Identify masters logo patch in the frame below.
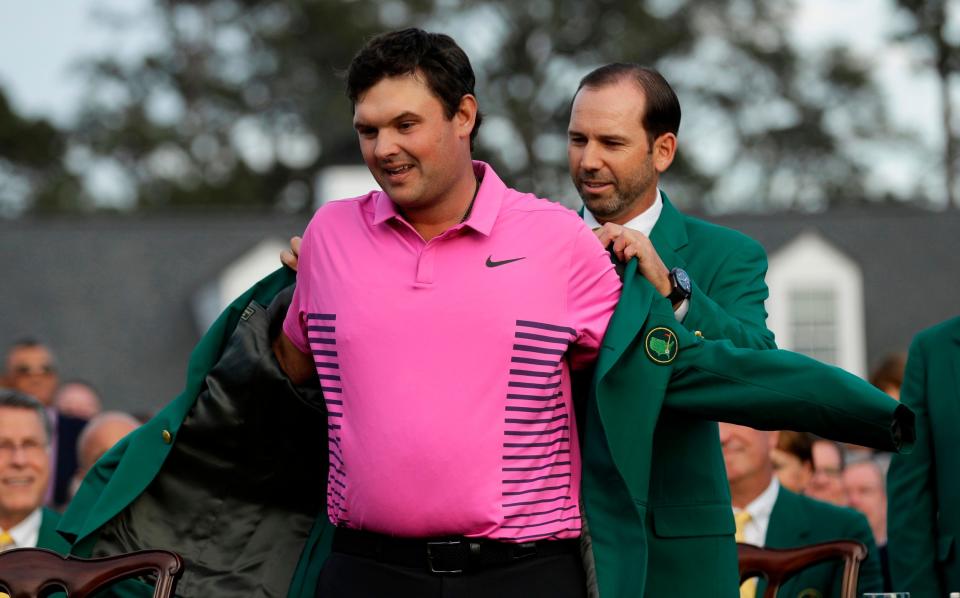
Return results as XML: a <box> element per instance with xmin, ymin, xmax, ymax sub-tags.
<box><xmin>645</xmin><ymin>326</ymin><xmax>679</xmax><ymax>364</ymax></box>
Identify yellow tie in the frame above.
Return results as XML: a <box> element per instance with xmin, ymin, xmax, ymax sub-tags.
<box><xmin>734</xmin><ymin>511</ymin><xmax>757</xmax><ymax>598</ymax></box>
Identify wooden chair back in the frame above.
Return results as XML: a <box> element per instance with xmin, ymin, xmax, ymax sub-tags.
<box><xmin>0</xmin><ymin>548</ymin><xmax>182</xmax><ymax>598</ymax></box>
<box><xmin>737</xmin><ymin>540</ymin><xmax>867</xmax><ymax>598</ymax></box>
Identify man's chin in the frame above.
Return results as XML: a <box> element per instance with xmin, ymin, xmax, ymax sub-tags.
<box><xmin>582</xmin><ymin>196</ymin><xmax>622</xmax><ymax>219</ymax></box>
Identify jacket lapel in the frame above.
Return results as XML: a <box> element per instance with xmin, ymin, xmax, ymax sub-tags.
<box><xmin>595</xmin><ymin>259</ymin><xmax>654</xmax><ymax>382</ymax></box>
<box><xmin>649</xmin><ymin>193</ymin><xmax>689</xmax><ymax>270</ymax></box>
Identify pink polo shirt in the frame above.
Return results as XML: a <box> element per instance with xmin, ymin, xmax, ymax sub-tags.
<box><xmin>283</xmin><ymin>162</ymin><xmax>621</xmax><ymax>542</ymax></box>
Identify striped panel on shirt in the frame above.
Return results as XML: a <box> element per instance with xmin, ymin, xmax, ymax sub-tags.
<box><xmin>498</xmin><ymin>319</ymin><xmax>581</xmax><ymax>541</ymax></box>
<box><xmin>307</xmin><ymin>312</ymin><xmax>348</xmax><ymax>525</ymax></box>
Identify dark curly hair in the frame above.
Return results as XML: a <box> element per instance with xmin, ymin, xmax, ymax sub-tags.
<box><xmin>346</xmin><ymin>28</ymin><xmax>483</xmax><ymax>149</ymax></box>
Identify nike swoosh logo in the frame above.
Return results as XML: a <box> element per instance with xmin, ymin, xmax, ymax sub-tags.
<box><xmin>486</xmin><ymin>256</ymin><xmax>526</xmax><ymax>268</ymax></box>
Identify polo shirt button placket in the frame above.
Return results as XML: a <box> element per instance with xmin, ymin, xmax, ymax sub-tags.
<box><xmin>415</xmin><ymin>244</ymin><xmax>436</xmax><ymax>287</ymax></box>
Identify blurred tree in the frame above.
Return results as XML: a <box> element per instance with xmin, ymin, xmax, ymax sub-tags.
<box><xmin>458</xmin><ymin>0</ymin><xmax>905</xmax><ymax>211</ymax></box>
<box><xmin>68</xmin><ymin>0</ymin><xmax>433</xmax><ymax>213</ymax></box>
<box><xmin>0</xmin><ymin>87</ymin><xmax>85</xmax><ymax>216</ymax></box>
<box><xmin>52</xmin><ymin>0</ymin><xmax>907</xmax><ymax>213</ymax></box>
<box><xmin>892</xmin><ymin>0</ymin><xmax>959</xmax><ymax>208</ymax></box>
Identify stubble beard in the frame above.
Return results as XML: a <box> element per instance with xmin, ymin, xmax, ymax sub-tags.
<box><xmin>579</xmin><ymin>176</ymin><xmax>650</xmax><ymax>223</ymax></box>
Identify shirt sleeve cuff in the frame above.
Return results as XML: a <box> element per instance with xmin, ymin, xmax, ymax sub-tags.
<box><xmin>673</xmin><ymin>298</ymin><xmax>689</xmax><ymax>322</ymax></box>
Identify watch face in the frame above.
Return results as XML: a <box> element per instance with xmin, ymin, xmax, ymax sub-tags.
<box><xmin>674</xmin><ymin>268</ymin><xmax>691</xmax><ymax>294</ymax></box>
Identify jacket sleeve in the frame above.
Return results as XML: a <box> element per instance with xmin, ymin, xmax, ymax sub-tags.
<box><xmin>683</xmin><ymin>238</ymin><xmax>776</xmax><ymax>350</ymax></box>
<box><xmin>886</xmin><ymin>332</ymin><xmax>942</xmax><ymax>596</ymax></box>
<box><xmin>661</xmin><ymin>324</ymin><xmax>913</xmax><ymax>453</ymax></box>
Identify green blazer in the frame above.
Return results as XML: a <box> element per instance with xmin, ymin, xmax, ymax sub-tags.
<box><xmin>756</xmin><ymin>486</ymin><xmax>883</xmax><ymax>598</ymax></box>
<box><xmin>649</xmin><ymin>193</ymin><xmax>775</xmax><ymax>350</ymax></box>
<box><xmin>581</xmin><ymin>260</ymin><xmax>913</xmax><ymax>598</ymax></box>
<box><xmin>38</xmin><ymin>507</ymin><xmax>70</xmax><ymax>554</ymax></box>
<box><xmin>581</xmin><ymin>192</ymin><xmax>774</xmax><ymax>598</ymax></box>
<box><xmin>60</xmin><ymin>269</ymin><xmax>333</xmax><ymax>598</ymax></box>
<box><xmin>59</xmin><ymin>267</ymin><xmax>912</xmax><ymax>598</ymax></box>
<box><xmin>887</xmin><ymin>316</ymin><xmax>960</xmax><ymax>597</ymax></box>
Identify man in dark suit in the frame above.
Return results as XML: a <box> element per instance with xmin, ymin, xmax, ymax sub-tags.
<box><xmin>887</xmin><ymin>316</ymin><xmax>960</xmax><ymax>597</ymax></box>
<box><xmin>720</xmin><ymin>422</ymin><xmax>883</xmax><ymax>597</ymax></box>
<box><xmin>3</xmin><ymin>339</ymin><xmax>87</xmax><ymax>508</ymax></box>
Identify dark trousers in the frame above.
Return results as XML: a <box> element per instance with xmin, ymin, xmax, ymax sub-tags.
<box><xmin>317</xmin><ymin>550</ymin><xmax>588</xmax><ymax>598</ymax></box>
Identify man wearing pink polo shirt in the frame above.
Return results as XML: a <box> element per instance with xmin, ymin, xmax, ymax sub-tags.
<box><xmin>274</xmin><ymin>28</ymin><xmax>621</xmax><ymax>597</ymax></box>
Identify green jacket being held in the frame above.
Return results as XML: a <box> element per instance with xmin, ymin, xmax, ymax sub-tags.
<box><xmin>59</xmin><ymin>266</ymin><xmax>913</xmax><ymax>597</ymax></box>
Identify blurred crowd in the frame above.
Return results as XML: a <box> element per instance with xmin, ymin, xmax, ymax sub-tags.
<box><xmin>0</xmin><ymin>338</ymin><xmax>142</xmax><ymax>550</ymax></box>
<box><xmin>723</xmin><ymin>352</ymin><xmax>907</xmax><ymax>592</ymax></box>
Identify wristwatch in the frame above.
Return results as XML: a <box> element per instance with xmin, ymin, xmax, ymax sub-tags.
<box><xmin>666</xmin><ymin>267</ymin><xmax>692</xmax><ymax>307</ymax></box>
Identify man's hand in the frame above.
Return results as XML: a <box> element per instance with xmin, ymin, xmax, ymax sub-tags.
<box><xmin>281</xmin><ymin>236</ymin><xmax>302</xmax><ymax>271</ymax></box>
<box><xmin>594</xmin><ymin>222</ymin><xmax>672</xmax><ymax>297</ymax></box>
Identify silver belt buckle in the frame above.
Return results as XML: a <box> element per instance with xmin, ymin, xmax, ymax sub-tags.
<box><xmin>426</xmin><ymin>540</ymin><xmax>464</xmax><ymax>574</ymax></box>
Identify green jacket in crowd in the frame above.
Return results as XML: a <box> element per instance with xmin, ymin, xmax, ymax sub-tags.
<box><xmin>38</xmin><ymin>507</ymin><xmax>70</xmax><ymax>554</ymax></box>
<box><xmin>757</xmin><ymin>486</ymin><xmax>883</xmax><ymax>598</ymax></box>
<box><xmin>887</xmin><ymin>316</ymin><xmax>960</xmax><ymax>597</ymax></box>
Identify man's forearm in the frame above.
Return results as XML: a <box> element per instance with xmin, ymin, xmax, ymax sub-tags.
<box><xmin>272</xmin><ymin>332</ymin><xmax>316</xmax><ymax>385</ymax></box>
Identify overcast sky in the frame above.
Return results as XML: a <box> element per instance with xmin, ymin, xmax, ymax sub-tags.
<box><xmin>0</xmin><ymin>0</ymin><xmax>949</xmax><ymax>205</ymax></box>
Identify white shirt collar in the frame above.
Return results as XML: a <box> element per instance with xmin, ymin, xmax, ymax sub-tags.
<box><xmin>582</xmin><ymin>189</ymin><xmax>664</xmax><ymax>236</ymax></box>
<box><xmin>6</xmin><ymin>507</ymin><xmax>42</xmax><ymax>549</ymax></box>
<box><xmin>733</xmin><ymin>477</ymin><xmax>780</xmax><ymax>546</ymax></box>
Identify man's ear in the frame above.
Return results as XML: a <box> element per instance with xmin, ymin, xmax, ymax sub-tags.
<box><xmin>652</xmin><ymin>133</ymin><xmax>677</xmax><ymax>173</ymax></box>
<box><xmin>456</xmin><ymin>94</ymin><xmax>478</xmax><ymax>140</ymax></box>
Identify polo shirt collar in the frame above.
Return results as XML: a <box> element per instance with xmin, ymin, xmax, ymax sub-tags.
<box><xmin>461</xmin><ymin>161</ymin><xmax>502</xmax><ymax>237</ymax></box>
<box><xmin>370</xmin><ymin>161</ymin><xmax>503</xmax><ymax>237</ymax></box>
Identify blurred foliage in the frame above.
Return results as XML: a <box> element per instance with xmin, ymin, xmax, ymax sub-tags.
<box><xmin>0</xmin><ymin>88</ymin><xmax>85</xmax><ymax>216</ymax></box>
<box><xmin>0</xmin><ymin>0</ymin><xmax>928</xmax><ymax>215</ymax></box>
<box><xmin>892</xmin><ymin>0</ymin><xmax>959</xmax><ymax>207</ymax></box>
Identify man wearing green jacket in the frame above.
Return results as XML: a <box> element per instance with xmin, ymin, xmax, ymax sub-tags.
<box><xmin>887</xmin><ymin>316</ymin><xmax>960</xmax><ymax>597</ymax></box>
<box><xmin>720</xmin><ymin>422</ymin><xmax>883</xmax><ymax>597</ymax></box>
<box><xmin>568</xmin><ymin>63</ymin><xmax>781</xmax><ymax>596</ymax></box>
<box><xmin>0</xmin><ymin>390</ymin><xmax>71</xmax><ymax>555</ymax></box>
<box><xmin>570</xmin><ymin>63</ymin><xmax>774</xmax><ymax>352</ymax></box>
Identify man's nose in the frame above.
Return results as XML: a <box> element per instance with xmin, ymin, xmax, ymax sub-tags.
<box><xmin>374</xmin><ymin>131</ymin><xmax>399</xmax><ymax>161</ymax></box>
<box><xmin>579</xmin><ymin>141</ymin><xmax>603</xmax><ymax>171</ymax></box>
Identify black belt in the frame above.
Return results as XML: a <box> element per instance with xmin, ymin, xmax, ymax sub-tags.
<box><xmin>331</xmin><ymin>527</ymin><xmax>580</xmax><ymax>574</ymax></box>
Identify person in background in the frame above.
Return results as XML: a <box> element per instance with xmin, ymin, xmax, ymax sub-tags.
<box><xmin>0</xmin><ymin>390</ymin><xmax>70</xmax><ymax>553</ymax></box>
<box><xmin>54</xmin><ymin>379</ymin><xmax>102</xmax><ymax>421</ymax></box>
<box><xmin>70</xmin><ymin>411</ymin><xmax>141</xmax><ymax>496</ymax></box>
<box><xmin>844</xmin><ymin>458</ymin><xmax>890</xmax><ymax>590</ymax></box>
<box><xmin>720</xmin><ymin>422</ymin><xmax>883</xmax><ymax>597</ymax></box>
<box><xmin>869</xmin><ymin>352</ymin><xmax>907</xmax><ymax>401</ymax></box>
<box><xmin>806</xmin><ymin>438</ymin><xmax>848</xmax><ymax>506</ymax></box>
<box><xmin>769</xmin><ymin>430</ymin><xmax>814</xmax><ymax>493</ymax></box>
<box><xmin>2</xmin><ymin>339</ymin><xmax>86</xmax><ymax>508</ymax></box>
<box><xmin>887</xmin><ymin>316</ymin><xmax>960</xmax><ymax>597</ymax></box>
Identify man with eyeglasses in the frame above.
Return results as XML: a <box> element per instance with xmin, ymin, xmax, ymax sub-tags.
<box><xmin>0</xmin><ymin>390</ymin><xmax>70</xmax><ymax>553</ymax></box>
<box><xmin>806</xmin><ymin>438</ymin><xmax>849</xmax><ymax>507</ymax></box>
<box><xmin>2</xmin><ymin>339</ymin><xmax>86</xmax><ymax>508</ymax></box>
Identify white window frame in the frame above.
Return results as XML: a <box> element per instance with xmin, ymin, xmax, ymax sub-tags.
<box><xmin>765</xmin><ymin>231</ymin><xmax>866</xmax><ymax>377</ymax></box>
